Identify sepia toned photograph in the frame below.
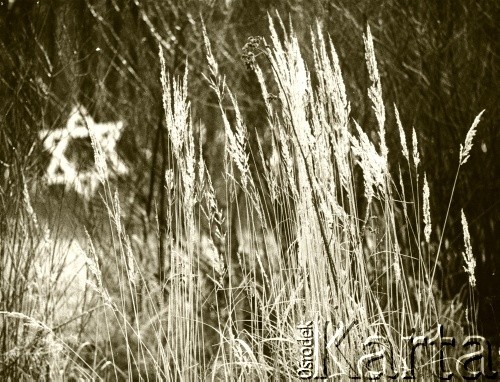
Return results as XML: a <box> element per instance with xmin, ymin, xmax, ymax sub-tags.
<box><xmin>1</xmin><ymin>1</ymin><xmax>498</xmax><ymax>380</ymax></box>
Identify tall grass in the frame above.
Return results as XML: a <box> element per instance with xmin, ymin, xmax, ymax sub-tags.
<box><xmin>1</xmin><ymin>15</ymin><xmax>485</xmax><ymax>380</ymax></box>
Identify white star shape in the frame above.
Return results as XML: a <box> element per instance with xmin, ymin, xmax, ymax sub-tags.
<box><xmin>39</xmin><ymin>105</ymin><xmax>128</xmax><ymax>199</ymax></box>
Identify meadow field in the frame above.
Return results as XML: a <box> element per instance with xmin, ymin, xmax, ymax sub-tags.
<box><xmin>0</xmin><ymin>1</ymin><xmax>498</xmax><ymax>380</ymax></box>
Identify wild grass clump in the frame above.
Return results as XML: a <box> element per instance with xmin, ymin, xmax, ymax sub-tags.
<box><xmin>0</xmin><ymin>178</ymin><xmax>95</xmax><ymax>379</ymax></box>
<box><xmin>76</xmin><ymin>15</ymin><xmax>486</xmax><ymax>379</ymax></box>
<box><xmin>1</xmin><ymin>14</ymin><xmax>487</xmax><ymax>381</ymax></box>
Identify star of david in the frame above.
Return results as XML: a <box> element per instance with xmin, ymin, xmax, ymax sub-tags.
<box><xmin>39</xmin><ymin>106</ymin><xmax>128</xmax><ymax>199</ymax></box>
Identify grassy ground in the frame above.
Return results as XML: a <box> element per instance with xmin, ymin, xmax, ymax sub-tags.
<box><xmin>1</xmin><ymin>4</ymin><xmax>498</xmax><ymax>381</ymax></box>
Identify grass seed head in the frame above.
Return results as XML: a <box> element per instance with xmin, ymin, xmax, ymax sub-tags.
<box><xmin>461</xmin><ymin>210</ymin><xmax>476</xmax><ymax>288</ymax></box>
<box><xmin>460</xmin><ymin>110</ymin><xmax>485</xmax><ymax>166</ymax></box>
